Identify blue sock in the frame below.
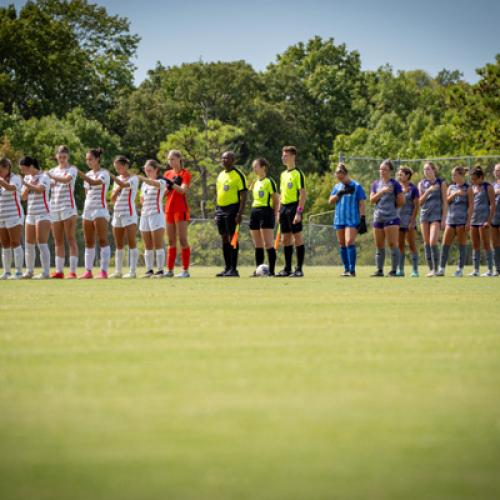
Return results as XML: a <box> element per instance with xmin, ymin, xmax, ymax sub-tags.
<box><xmin>340</xmin><ymin>246</ymin><xmax>348</xmax><ymax>271</ymax></box>
<box><xmin>347</xmin><ymin>245</ymin><xmax>356</xmax><ymax>272</ymax></box>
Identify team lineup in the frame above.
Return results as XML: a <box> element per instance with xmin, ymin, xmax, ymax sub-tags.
<box><xmin>0</xmin><ymin>145</ymin><xmax>499</xmax><ymax>279</ymax></box>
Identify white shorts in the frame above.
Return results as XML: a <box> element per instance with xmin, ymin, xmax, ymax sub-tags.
<box><xmin>51</xmin><ymin>208</ymin><xmax>77</xmax><ymax>222</ymax></box>
<box><xmin>0</xmin><ymin>215</ymin><xmax>24</xmax><ymax>229</ymax></box>
<box><xmin>82</xmin><ymin>208</ymin><xmax>110</xmax><ymax>222</ymax></box>
<box><xmin>139</xmin><ymin>213</ymin><xmax>165</xmax><ymax>232</ymax></box>
<box><xmin>26</xmin><ymin>213</ymin><xmax>51</xmax><ymax>225</ymax></box>
<box><xmin>112</xmin><ymin>213</ymin><xmax>138</xmax><ymax>228</ymax></box>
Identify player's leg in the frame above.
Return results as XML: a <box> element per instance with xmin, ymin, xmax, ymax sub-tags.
<box><xmin>262</xmin><ymin>228</ymin><xmax>276</xmax><ymax>276</ymax></box>
<box><xmin>153</xmin><ymin>227</ymin><xmax>166</xmax><ymax>276</ymax></box>
<box><xmin>64</xmin><ymin>215</ymin><xmax>78</xmax><ymax>278</ymax></box>
<box><xmin>124</xmin><ymin>223</ymin><xmax>138</xmax><ymax>278</ymax></box>
<box><xmin>492</xmin><ymin>226</ymin><xmax>500</xmax><ymax>275</ymax></box>
<box><xmin>437</xmin><ymin>226</ymin><xmax>455</xmax><ymax>276</ymax></box>
<box><xmin>35</xmin><ymin>220</ymin><xmax>51</xmax><ymax>279</ymax></box>
<box><xmin>291</xmin><ymin>220</ymin><xmax>305</xmax><ymax>277</ymax></box>
<box><xmin>479</xmin><ymin>226</ymin><xmax>493</xmax><ymax>276</ymax></box>
<box><xmin>111</xmin><ymin>225</ymin><xmax>125</xmax><ymax>278</ymax></box>
<box><xmin>51</xmin><ymin>219</ymin><xmax>65</xmax><ymax>277</ymax></box>
<box><xmin>454</xmin><ymin>226</ymin><xmax>467</xmax><ymax>276</ymax></box>
<box><xmin>345</xmin><ymin>226</ymin><xmax>358</xmax><ymax>276</ymax></box>
<box><xmin>420</xmin><ymin>222</ymin><xmax>432</xmax><ymax>275</ymax></box>
<box><xmin>166</xmin><ymin>218</ymin><xmax>177</xmax><ymax>277</ymax></box>
<box><xmin>24</xmin><ymin>222</ymin><xmax>37</xmax><ymax>278</ymax></box>
<box><xmin>385</xmin><ymin>225</ymin><xmax>400</xmax><ymax>276</ymax></box>
<box><xmin>176</xmin><ymin>219</ymin><xmax>190</xmax><ymax>277</ymax></box>
<box><xmin>81</xmin><ymin>218</ymin><xmax>96</xmax><ymax>278</ymax></box>
<box><xmin>407</xmin><ymin>227</ymin><xmax>419</xmax><ymax>277</ymax></box>
<box><xmin>398</xmin><ymin>229</ymin><xmax>406</xmax><ymax>276</ymax></box>
<box><xmin>469</xmin><ymin>226</ymin><xmax>480</xmax><ymax>276</ymax></box>
<box><xmin>142</xmin><ymin>230</ymin><xmax>154</xmax><ymax>277</ymax></box>
<box><xmin>371</xmin><ymin>226</ymin><xmax>385</xmax><ymax>276</ymax></box>
<box><xmin>277</xmin><ymin>205</ymin><xmax>294</xmax><ymax>276</ymax></box>
<box><xmin>7</xmin><ymin>223</ymin><xmax>23</xmax><ymax>279</ymax></box>
<box><xmin>95</xmin><ymin>217</ymin><xmax>110</xmax><ymax>278</ymax></box>
<box><xmin>251</xmin><ymin>229</ymin><xmax>264</xmax><ymax>275</ymax></box>
<box><xmin>429</xmin><ymin>221</ymin><xmax>441</xmax><ymax>274</ymax></box>
<box><xmin>0</xmin><ymin>227</ymin><xmax>12</xmax><ymax>278</ymax></box>
<box><xmin>337</xmin><ymin>228</ymin><xmax>349</xmax><ymax>275</ymax></box>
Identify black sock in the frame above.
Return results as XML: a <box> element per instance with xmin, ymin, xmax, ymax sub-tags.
<box><xmin>284</xmin><ymin>245</ymin><xmax>293</xmax><ymax>272</ymax></box>
<box><xmin>296</xmin><ymin>244</ymin><xmax>305</xmax><ymax>270</ymax></box>
<box><xmin>231</xmin><ymin>245</ymin><xmax>239</xmax><ymax>270</ymax></box>
<box><xmin>223</xmin><ymin>243</ymin><xmax>231</xmax><ymax>270</ymax></box>
<box><xmin>266</xmin><ymin>247</ymin><xmax>276</xmax><ymax>275</ymax></box>
<box><xmin>255</xmin><ymin>248</ymin><xmax>264</xmax><ymax>266</ymax></box>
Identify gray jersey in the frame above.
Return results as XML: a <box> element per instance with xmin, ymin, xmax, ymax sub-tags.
<box><xmin>493</xmin><ymin>182</ymin><xmax>500</xmax><ymax>226</ymax></box>
<box><xmin>471</xmin><ymin>182</ymin><xmax>491</xmax><ymax>225</ymax></box>
<box><xmin>446</xmin><ymin>183</ymin><xmax>469</xmax><ymax>226</ymax></box>
<box><xmin>371</xmin><ymin>179</ymin><xmax>403</xmax><ymax>223</ymax></box>
<box><xmin>419</xmin><ymin>178</ymin><xmax>444</xmax><ymax>222</ymax></box>
<box><xmin>399</xmin><ymin>183</ymin><xmax>418</xmax><ymax>229</ymax></box>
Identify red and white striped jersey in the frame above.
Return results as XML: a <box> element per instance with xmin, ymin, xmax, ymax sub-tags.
<box><xmin>140</xmin><ymin>179</ymin><xmax>166</xmax><ymax>216</ymax></box>
<box><xmin>113</xmin><ymin>175</ymin><xmax>138</xmax><ymax>217</ymax></box>
<box><xmin>84</xmin><ymin>169</ymin><xmax>110</xmax><ymax>211</ymax></box>
<box><xmin>24</xmin><ymin>173</ymin><xmax>51</xmax><ymax>216</ymax></box>
<box><xmin>0</xmin><ymin>174</ymin><xmax>23</xmax><ymax>220</ymax></box>
<box><xmin>49</xmin><ymin>165</ymin><xmax>78</xmax><ymax>212</ymax></box>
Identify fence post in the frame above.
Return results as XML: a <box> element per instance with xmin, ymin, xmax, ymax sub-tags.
<box><xmin>339</xmin><ymin>151</ymin><xmax>345</xmax><ymax>163</ymax></box>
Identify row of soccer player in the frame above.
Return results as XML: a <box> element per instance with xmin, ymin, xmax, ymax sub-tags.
<box><xmin>0</xmin><ymin>145</ymin><xmax>499</xmax><ymax>279</ymax></box>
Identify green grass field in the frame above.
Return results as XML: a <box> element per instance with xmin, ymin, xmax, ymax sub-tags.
<box><xmin>1</xmin><ymin>266</ymin><xmax>499</xmax><ymax>500</ymax></box>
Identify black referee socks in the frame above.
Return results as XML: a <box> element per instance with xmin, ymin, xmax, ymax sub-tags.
<box><xmin>284</xmin><ymin>245</ymin><xmax>293</xmax><ymax>272</ymax></box>
<box><xmin>255</xmin><ymin>248</ymin><xmax>265</xmax><ymax>266</ymax></box>
<box><xmin>296</xmin><ymin>244</ymin><xmax>305</xmax><ymax>271</ymax></box>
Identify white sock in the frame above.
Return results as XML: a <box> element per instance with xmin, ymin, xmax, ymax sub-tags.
<box><xmin>69</xmin><ymin>255</ymin><xmax>78</xmax><ymax>273</ymax></box>
<box><xmin>2</xmin><ymin>248</ymin><xmax>12</xmax><ymax>274</ymax></box>
<box><xmin>156</xmin><ymin>249</ymin><xmax>165</xmax><ymax>272</ymax></box>
<box><xmin>129</xmin><ymin>248</ymin><xmax>138</xmax><ymax>273</ymax></box>
<box><xmin>56</xmin><ymin>256</ymin><xmax>64</xmax><ymax>273</ymax></box>
<box><xmin>144</xmin><ymin>249</ymin><xmax>154</xmax><ymax>272</ymax></box>
<box><xmin>25</xmin><ymin>243</ymin><xmax>36</xmax><ymax>273</ymax></box>
<box><xmin>84</xmin><ymin>247</ymin><xmax>95</xmax><ymax>271</ymax></box>
<box><xmin>13</xmin><ymin>245</ymin><xmax>24</xmax><ymax>273</ymax></box>
<box><xmin>100</xmin><ymin>246</ymin><xmax>110</xmax><ymax>272</ymax></box>
<box><xmin>115</xmin><ymin>249</ymin><xmax>123</xmax><ymax>273</ymax></box>
<box><xmin>38</xmin><ymin>243</ymin><xmax>50</xmax><ymax>275</ymax></box>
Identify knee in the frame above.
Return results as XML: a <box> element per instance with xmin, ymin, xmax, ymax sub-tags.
<box><xmin>98</xmin><ymin>239</ymin><xmax>108</xmax><ymax>247</ymax></box>
<box><xmin>179</xmin><ymin>238</ymin><xmax>189</xmax><ymax>248</ymax></box>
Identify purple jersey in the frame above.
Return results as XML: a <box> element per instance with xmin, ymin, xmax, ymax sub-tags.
<box><xmin>493</xmin><ymin>182</ymin><xmax>500</xmax><ymax>226</ymax></box>
<box><xmin>446</xmin><ymin>183</ymin><xmax>469</xmax><ymax>226</ymax></box>
<box><xmin>419</xmin><ymin>177</ymin><xmax>444</xmax><ymax>222</ymax></box>
<box><xmin>371</xmin><ymin>178</ymin><xmax>402</xmax><ymax>223</ymax></box>
<box><xmin>398</xmin><ymin>183</ymin><xmax>418</xmax><ymax>229</ymax></box>
<box><xmin>471</xmin><ymin>182</ymin><xmax>491</xmax><ymax>225</ymax></box>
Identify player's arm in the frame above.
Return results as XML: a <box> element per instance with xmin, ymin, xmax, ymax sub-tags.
<box><xmin>410</xmin><ymin>193</ymin><xmax>419</xmax><ymax>227</ymax></box>
<box><xmin>466</xmin><ymin>186</ymin><xmax>474</xmax><ymax>229</ymax></box>
<box><xmin>418</xmin><ymin>182</ymin><xmax>431</xmax><ymax>204</ymax></box>
<box><xmin>236</xmin><ymin>189</ymin><xmax>247</xmax><ymax>225</ymax></box>
<box><xmin>78</xmin><ymin>170</ymin><xmax>103</xmax><ymax>186</ymax></box>
<box><xmin>46</xmin><ymin>170</ymin><xmax>73</xmax><ymax>184</ymax></box>
<box><xmin>112</xmin><ymin>176</ymin><xmax>131</xmax><ymax>189</ymax></box>
<box><xmin>370</xmin><ymin>184</ymin><xmax>390</xmax><ymax>203</ymax></box>
<box><xmin>272</xmin><ymin>192</ymin><xmax>280</xmax><ymax>220</ymax></box>
<box><xmin>22</xmin><ymin>178</ymin><xmax>46</xmax><ymax>194</ymax></box>
<box><xmin>171</xmin><ymin>174</ymin><xmax>188</xmax><ymax>194</ymax></box>
<box><xmin>0</xmin><ymin>177</ymin><xmax>17</xmax><ymax>191</ymax></box>
<box><xmin>446</xmin><ymin>185</ymin><xmax>458</xmax><ymax>203</ymax></box>
<box><xmin>138</xmin><ymin>175</ymin><xmax>162</xmax><ymax>188</ymax></box>
<box><xmin>395</xmin><ymin>192</ymin><xmax>404</xmax><ymax>208</ymax></box>
<box><xmin>440</xmin><ymin>181</ymin><xmax>448</xmax><ymax>225</ymax></box>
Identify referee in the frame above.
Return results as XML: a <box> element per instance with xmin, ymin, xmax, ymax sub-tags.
<box><xmin>277</xmin><ymin>146</ymin><xmax>306</xmax><ymax>277</ymax></box>
<box><xmin>215</xmin><ymin>151</ymin><xmax>248</xmax><ymax>277</ymax></box>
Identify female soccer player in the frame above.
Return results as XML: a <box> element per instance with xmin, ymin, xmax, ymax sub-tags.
<box><xmin>370</xmin><ymin>159</ymin><xmax>404</xmax><ymax>277</ymax></box>
<box><xmin>491</xmin><ymin>163</ymin><xmax>500</xmax><ymax>276</ymax></box>
<box><xmin>418</xmin><ymin>161</ymin><xmax>447</xmax><ymax>277</ymax></box>
<box><xmin>397</xmin><ymin>166</ymin><xmax>419</xmax><ymax>277</ymax></box>
<box><xmin>46</xmin><ymin>145</ymin><xmax>79</xmax><ymax>278</ymax></box>
<box><xmin>164</xmin><ymin>150</ymin><xmax>191</xmax><ymax>278</ymax></box>
<box><xmin>435</xmin><ymin>166</ymin><xmax>473</xmax><ymax>277</ymax></box>
<box><xmin>328</xmin><ymin>163</ymin><xmax>366</xmax><ymax>277</ymax></box>
<box><xmin>20</xmin><ymin>156</ymin><xmax>51</xmax><ymax>279</ymax></box>
<box><xmin>110</xmin><ymin>156</ymin><xmax>139</xmax><ymax>279</ymax></box>
<box><xmin>249</xmin><ymin>158</ymin><xmax>279</xmax><ymax>276</ymax></box>
<box><xmin>0</xmin><ymin>157</ymin><xmax>24</xmax><ymax>279</ymax></box>
<box><xmin>78</xmin><ymin>148</ymin><xmax>111</xmax><ymax>279</ymax></box>
<box><xmin>138</xmin><ymin>160</ymin><xmax>166</xmax><ymax>278</ymax></box>
<box><xmin>469</xmin><ymin>166</ymin><xmax>495</xmax><ymax>276</ymax></box>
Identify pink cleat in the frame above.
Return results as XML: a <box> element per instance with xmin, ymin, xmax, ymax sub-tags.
<box><xmin>78</xmin><ymin>271</ymin><xmax>93</xmax><ymax>279</ymax></box>
<box><xmin>95</xmin><ymin>270</ymin><xmax>108</xmax><ymax>279</ymax></box>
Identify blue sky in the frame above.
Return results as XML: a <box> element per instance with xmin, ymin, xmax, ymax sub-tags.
<box><xmin>6</xmin><ymin>0</ymin><xmax>500</xmax><ymax>84</ymax></box>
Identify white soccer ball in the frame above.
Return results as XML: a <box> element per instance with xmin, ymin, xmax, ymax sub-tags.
<box><xmin>255</xmin><ymin>264</ymin><xmax>270</xmax><ymax>276</ymax></box>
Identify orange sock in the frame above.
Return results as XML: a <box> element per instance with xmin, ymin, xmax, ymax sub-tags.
<box><xmin>181</xmin><ymin>247</ymin><xmax>190</xmax><ymax>270</ymax></box>
<box><xmin>167</xmin><ymin>247</ymin><xmax>177</xmax><ymax>270</ymax></box>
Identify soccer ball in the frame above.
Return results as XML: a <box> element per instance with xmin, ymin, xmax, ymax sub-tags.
<box><xmin>255</xmin><ymin>264</ymin><xmax>270</xmax><ymax>276</ymax></box>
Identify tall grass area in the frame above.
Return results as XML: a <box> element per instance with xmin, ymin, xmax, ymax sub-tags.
<box><xmin>1</xmin><ymin>267</ymin><xmax>499</xmax><ymax>500</ymax></box>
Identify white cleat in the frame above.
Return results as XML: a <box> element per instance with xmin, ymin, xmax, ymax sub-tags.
<box><xmin>435</xmin><ymin>268</ymin><xmax>445</xmax><ymax>277</ymax></box>
<box><xmin>426</xmin><ymin>270</ymin><xmax>435</xmax><ymax>277</ymax></box>
<box><xmin>123</xmin><ymin>272</ymin><xmax>136</xmax><ymax>279</ymax></box>
<box><xmin>481</xmin><ymin>270</ymin><xmax>494</xmax><ymax>277</ymax></box>
<box><xmin>21</xmin><ymin>271</ymin><xmax>34</xmax><ymax>279</ymax></box>
<box><xmin>0</xmin><ymin>272</ymin><xmax>11</xmax><ymax>280</ymax></box>
<box><xmin>109</xmin><ymin>272</ymin><xmax>123</xmax><ymax>279</ymax></box>
<box><xmin>469</xmin><ymin>270</ymin><xmax>480</xmax><ymax>277</ymax></box>
<box><xmin>453</xmin><ymin>268</ymin><xmax>464</xmax><ymax>277</ymax></box>
<box><xmin>164</xmin><ymin>270</ymin><xmax>174</xmax><ymax>278</ymax></box>
<box><xmin>33</xmin><ymin>273</ymin><xmax>50</xmax><ymax>280</ymax></box>
<box><xmin>176</xmin><ymin>270</ymin><xmax>190</xmax><ymax>278</ymax></box>
<box><xmin>9</xmin><ymin>272</ymin><xmax>23</xmax><ymax>280</ymax></box>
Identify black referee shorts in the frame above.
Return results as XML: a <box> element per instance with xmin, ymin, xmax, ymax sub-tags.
<box><xmin>215</xmin><ymin>204</ymin><xmax>239</xmax><ymax>236</ymax></box>
<box><xmin>279</xmin><ymin>202</ymin><xmax>302</xmax><ymax>234</ymax></box>
<box><xmin>249</xmin><ymin>207</ymin><xmax>275</xmax><ymax>230</ymax></box>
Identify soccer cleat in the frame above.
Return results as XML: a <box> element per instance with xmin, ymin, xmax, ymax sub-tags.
<box><xmin>370</xmin><ymin>269</ymin><xmax>384</xmax><ymax>277</ymax></box>
<box><xmin>435</xmin><ymin>268</ymin><xmax>445</xmax><ymax>277</ymax></box>
<box><xmin>340</xmin><ymin>270</ymin><xmax>351</xmax><ymax>277</ymax></box>
<box><xmin>109</xmin><ymin>272</ymin><xmax>123</xmax><ymax>279</ymax></box>
<box><xmin>494</xmin><ymin>270</ymin><xmax>500</xmax><ymax>277</ymax></box>
<box><xmin>224</xmin><ymin>268</ymin><xmax>239</xmax><ymax>277</ymax></box>
<box><xmin>410</xmin><ymin>270</ymin><xmax>419</xmax><ymax>277</ymax></box>
<box><xmin>0</xmin><ymin>272</ymin><xmax>11</xmax><ymax>280</ymax></box>
<box><xmin>426</xmin><ymin>270</ymin><xmax>435</xmax><ymax>277</ymax></box>
<box><xmin>387</xmin><ymin>270</ymin><xmax>399</xmax><ymax>277</ymax></box>
<box><xmin>469</xmin><ymin>270</ymin><xmax>480</xmax><ymax>277</ymax></box>
<box><xmin>396</xmin><ymin>270</ymin><xmax>405</xmax><ymax>277</ymax></box>
<box><xmin>66</xmin><ymin>272</ymin><xmax>77</xmax><ymax>279</ymax></box>
<box><xmin>216</xmin><ymin>268</ymin><xmax>229</xmax><ymax>277</ymax></box>
<box><xmin>123</xmin><ymin>272</ymin><xmax>137</xmax><ymax>279</ymax></box>
<box><xmin>95</xmin><ymin>271</ymin><xmax>108</xmax><ymax>279</ymax></box>
<box><xmin>50</xmin><ymin>271</ymin><xmax>64</xmax><ymax>279</ymax></box>
<box><xmin>453</xmin><ymin>268</ymin><xmax>464</xmax><ymax>277</ymax></box>
<box><xmin>142</xmin><ymin>270</ymin><xmax>155</xmax><ymax>279</ymax></box>
<box><xmin>79</xmin><ymin>271</ymin><xmax>93</xmax><ymax>279</ymax></box>
<box><xmin>9</xmin><ymin>271</ymin><xmax>23</xmax><ymax>280</ymax></box>
<box><xmin>153</xmin><ymin>270</ymin><xmax>166</xmax><ymax>279</ymax></box>
<box><xmin>275</xmin><ymin>269</ymin><xmax>292</xmax><ymax>277</ymax></box>
<box><xmin>21</xmin><ymin>271</ymin><xmax>34</xmax><ymax>279</ymax></box>
<box><xmin>33</xmin><ymin>273</ymin><xmax>50</xmax><ymax>280</ymax></box>
<box><xmin>481</xmin><ymin>270</ymin><xmax>494</xmax><ymax>277</ymax></box>
<box><xmin>290</xmin><ymin>269</ymin><xmax>304</xmax><ymax>277</ymax></box>
<box><xmin>176</xmin><ymin>270</ymin><xmax>190</xmax><ymax>278</ymax></box>
<box><xmin>164</xmin><ymin>270</ymin><xmax>174</xmax><ymax>278</ymax></box>
<box><xmin>349</xmin><ymin>271</ymin><xmax>356</xmax><ymax>277</ymax></box>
